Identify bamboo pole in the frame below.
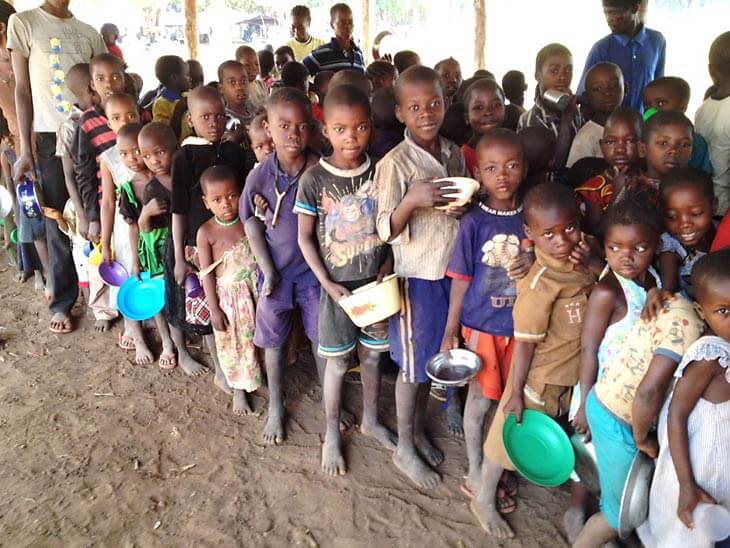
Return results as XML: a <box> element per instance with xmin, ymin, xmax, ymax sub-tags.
<box><xmin>474</xmin><ymin>0</ymin><xmax>486</xmax><ymax>70</ymax></box>
<box><xmin>184</xmin><ymin>0</ymin><xmax>198</xmax><ymax>60</ymax></box>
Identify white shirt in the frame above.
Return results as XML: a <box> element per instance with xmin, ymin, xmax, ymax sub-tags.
<box><xmin>695</xmin><ymin>96</ymin><xmax>730</xmax><ymax>215</ymax></box>
<box><xmin>567</xmin><ymin>119</ymin><xmax>604</xmax><ymax>167</ymax></box>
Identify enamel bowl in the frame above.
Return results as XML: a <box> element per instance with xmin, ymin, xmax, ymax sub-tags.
<box><xmin>433</xmin><ymin>177</ymin><xmax>480</xmax><ymax>210</ymax></box>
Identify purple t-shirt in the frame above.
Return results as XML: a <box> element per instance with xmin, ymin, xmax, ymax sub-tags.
<box><xmin>240</xmin><ymin>152</ymin><xmax>318</xmax><ymax>286</ymax></box>
<box><xmin>446</xmin><ymin>203</ymin><xmax>526</xmax><ymax>336</ymax></box>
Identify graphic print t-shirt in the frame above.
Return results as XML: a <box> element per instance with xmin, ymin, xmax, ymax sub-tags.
<box><xmin>294</xmin><ymin>156</ymin><xmax>386</xmax><ymax>282</ymax></box>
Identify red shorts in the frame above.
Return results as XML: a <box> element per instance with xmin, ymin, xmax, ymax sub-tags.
<box><xmin>461</xmin><ymin>327</ymin><xmax>514</xmax><ymax>401</ymax></box>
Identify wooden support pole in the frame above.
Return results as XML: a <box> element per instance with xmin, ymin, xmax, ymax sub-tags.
<box><xmin>184</xmin><ymin>0</ymin><xmax>198</xmax><ymax>60</ymax></box>
<box><xmin>474</xmin><ymin>0</ymin><xmax>486</xmax><ymax>70</ymax></box>
<box><xmin>361</xmin><ymin>0</ymin><xmax>372</xmax><ymax>65</ymax></box>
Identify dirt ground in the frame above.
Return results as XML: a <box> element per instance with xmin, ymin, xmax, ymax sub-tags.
<box><xmin>0</xmin><ymin>254</ymin><xmax>570</xmax><ymax>548</ymax></box>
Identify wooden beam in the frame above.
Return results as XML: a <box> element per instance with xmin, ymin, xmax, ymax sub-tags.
<box><xmin>474</xmin><ymin>0</ymin><xmax>486</xmax><ymax>70</ymax></box>
<box><xmin>184</xmin><ymin>0</ymin><xmax>198</xmax><ymax>60</ymax></box>
<box><xmin>361</xmin><ymin>0</ymin><xmax>372</xmax><ymax>65</ymax></box>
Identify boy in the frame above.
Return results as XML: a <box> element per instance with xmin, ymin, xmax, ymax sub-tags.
<box><xmin>393</xmin><ymin>50</ymin><xmax>420</xmax><ymax>75</ymax></box>
<box><xmin>258</xmin><ymin>49</ymin><xmax>275</xmax><ymax>92</ymax></box>
<box><xmin>275</xmin><ymin>46</ymin><xmax>295</xmax><ymax>73</ymax></box>
<box><xmin>170</xmin><ymin>85</ymin><xmax>254</xmax><ymax>380</ymax></box>
<box><xmin>375</xmin><ymin>65</ymin><xmax>468</xmax><ymax>489</ymax></box>
<box><xmin>152</xmin><ymin>55</ymin><xmax>191</xmax><ymax>125</ymax></box>
<box><xmin>567</xmin><ymin>62</ymin><xmax>624</xmax><ymax>166</ymax></box>
<box><xmin>247</xmin><ymin>113</ymin><xmax>273</xmax><ymax>164</ymax></box>
<box><xmin>100</xmin><ymin>23</ymin><xmax>123</xmax><ymax>62</ymax></box>
<box><xmin>643</xmin><ymin>76</ymin><xmax>712</xmax><ymax>174</ymax></box>
<box><xmin>295</xmin><ymin>84</ymin><xmax>395</xmax><ymax>475</ymax></box>
<box><xmin>639</xmin><ymin>109</ymin><xmax>693</xmax><ymax>194</ymax></box>
<box><xmin>502</xmin><ymin>70</ymin><xmax>527</xmax><ymax>131</ymax></box>
<box><xmin>240</xmin><ymin>88</ymin><xmax>321</xmax><ymax>446</ymax></box>
<box><xmin>235</xmin><ymin>45</ymin><xmax>266</xmax><ymax>112</ymax></box>
<box><xmin>470</xmin><ymin>182</ymin><xmax>596</xmax><ymax>539</ymax></box>
<box><xmin>366</xmin><ymin>60</ymin><xmax>397</xmax><ymax>91</ymax></box>
<box><xmin>302</xmin><ymin>3</ymin><xmax>364</xmax><ymax>76</ymax></box>
<box><xmin>434</xmin><ymin>57</ymin><xmax>462</xmax><ymax>108</ymax></box>
<box><xmin>695</xmin><ymin>31</ymin><xmax>730</xmax><ymax>214</ymax></box>
<box><xmin>286</xmin><ymin>5</ymin><xmax>325</xmax><ymax>61</ymax></box>
<box><xmin>217</xmin><ymin>60</ymin><xmax>253</xmax><ymax>137</ymax></box>
<box><xmin>187</xmin><ymin>59</ymin><xmax>204</xmax><ymax>89</ymax></box>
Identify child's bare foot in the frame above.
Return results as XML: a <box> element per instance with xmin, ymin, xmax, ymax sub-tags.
<box><xmin>470</xmin><ymin>493</ymin><xmax>514</xmax><ymax>538</ymax></box>
<box><xmin>321</xmin><ymin>432</ymin><xmax>346</xmax><ymax>476</ymax></box>
<box><xmin>94</xmin><ymin>319</ymin><xmax>111</xmax><ymax>333</ymax></box>
<box><xmin>393</xmin><ymin>446</ymin><xmax>441</xmax><ymax>489</ymax></box>
<box><xmin>178</xmin><ymin>353</ymin><xmax>207</xmax><ymax>376</ymax></box>
<box><xmin>233</xmin><ymin>389</ymin><xmax>252</xmax><ymax>416</ymax></box>
<box><xmin>16</xmin><ymin>271</ymin><xmax>32</xmax><ymax>283</ymax></box>
<box><xmin>446</xmin><ymin>404</ymin><xmax>464</xmax><ymax>439</ymax></box>
<box><xmin>34</xmin><ymin>271</ymin><xmax>45</xmax><ymax>292</ymax></box>
<box><xmin>340</xmin><ymin>408</ymin><xmax>355</xmax><ymax>430</ymax></box>
<box><xmin>415</xmin><ymin>434</ymin><xmax>444</xmax><ymax>467</ymax></box>
<box><xmin>262</xmin><ymin>405</ymin><xmax>285</xmax><ymax>445</ymax></box>
<box><xmin>563</xmin><ymin>507</ymin><xmax>585</xmax><ymax>544</ymax></box>
<box><xmin>214</xmin><ymin>371</ymin><xmax>233</xmax><ymax>395</ymax></box>
<box><xmin>360</xmin><ymin>420</ymin><xmax>397</xmax><ymax>450</ymax></box>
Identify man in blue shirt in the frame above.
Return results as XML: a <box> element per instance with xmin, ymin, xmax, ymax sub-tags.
<box><xmin>302</xmin><ymin>3</ymin><xmax>364</xmax><ymax>76</ymax></box>
<box><xmin>578</xmin><ymin>0</ymin><xmax>665</xmax><ymax>112</ymax></box>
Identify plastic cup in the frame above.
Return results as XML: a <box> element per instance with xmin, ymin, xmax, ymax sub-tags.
<box><xmin>185</xmin><ymin>273</ymin><xmax>204</xmax><ymax>298</ymax></box>
<box><xmin>694</xmin><ymin>503</ymin><xmax>730</xmax><ymax>541</ymax></box>
<box><xmin>9</xmin><ymin>228</ymin><xmax>17</xmax><ymax>244</ymax></box>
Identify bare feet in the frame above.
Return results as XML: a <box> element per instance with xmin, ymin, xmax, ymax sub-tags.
<box><xmin>563</xmin><ymin>507</ymin><xmax>586</xmax><ymax>544</ymax></box>
<box><xmin>94</xmin><ymin>319</ymin><xmax>111</xmax><ymax>333</ymax></box>
<box><xmin>262</xmin><ymin>405</ymin><xmax>285</xmax><ymax>445</ymax></box>
<box><xmin>446</xmin><ymin>404</ymin><xmax>464</xmax><ymax>439</ymax></box>
<box><xmin>214</xmin><ymin>372</ymin><xmax>233</xmax><ymax>395</ymax></box>
<box><xmin>321</xmin><ymin>432</ymin><xmax>346</xmax><ymax>476</ymax></box>
<box><xmin>178</xmin><ymin>353</ymin><xmax>207</xmax><ymax>376</ymax></box>
<box><xmin>134</xmin><ymin>345</ymin><xmax>154</xmax><ymax>365</ymax></box>
<box><xmin>49</xmin><ymin>312</ymin><xmax>73</xmax><ymax>334</ymax></box>
<box><xmin>16</xmin><ymin>271</ymin><xmax>32</xmax><ymax>283</ymax></box>
<box><xmin>340</xmin><ymin>407</ymin><xmax>356</xmax><ymax>430</ymax></box>
<box><xmin>393</xmin><ymin>447</ymin><xmax>441</xmax><ymax>489</ymax></box>
<box><xmin>233</xmin><ymin>389</ymin><xmax>252</xmax><ymax>416</ymax></box>
<box><xmin>360</xmin><ymin>420</ymin><xmax>397</xmax><ymax>451</ymax></box>
<box><xmin>470</xmin><ymin>493</ymin><xmax>514</xmax><ymax>538</ymax></box>
<box><xmin>415</xmin><ymin>434</ymin><xmax>444</xmax><ymax>467</ymax></box>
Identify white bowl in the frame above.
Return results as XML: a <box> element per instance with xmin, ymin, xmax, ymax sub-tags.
<box><xmin>338</xmin><ymin>274</ymin><xmax>401</xmax><ymax>328</ymax></box>
<box><xmin>433</xmin><ymin>177</ymin><xmax>480</xmax><ymax>210</ymax></box>
<box><xmin>694</xmin><ymin>503</ymin><xmax>730</xmax><ymax>541</ymax></box>
<box><xmin>0</xmin><ymin>186</ymin><xmax>12</xmax><ymax>218</ymax></box>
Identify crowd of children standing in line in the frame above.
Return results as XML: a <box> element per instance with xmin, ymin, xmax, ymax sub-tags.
<box><xmin>0</xmin><ymin>0</ymin><xmax>729</xmax><ymax>545</ymax></box>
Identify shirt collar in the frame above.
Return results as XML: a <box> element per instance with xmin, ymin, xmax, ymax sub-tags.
<box><xmin>159</xmin><ymin>86</ymin><xmax>182</xmax><ymax>102</ymax></box>
<box><xmin>319</xmin><ymin>155</ymin><xmax>371</xmax><ymax>178</ymax></box>
<box><xmin>327</xmin><ymin>37</ymin><xmax>361</xmax><ymax>54</ymax></box>
<box><xmin>535</xmin><ymin>246</ymin><xmax>576</xmax><ymax>274</ymax></box>
<box><xmin>403</xmin><ymin>129</ymin><xmax>453</xmax><ymax>166</ymax></box>
<box><xmin>612</xmin><ymin>24</ymin><xmax>647</xmax><ymax>46</ymax></box>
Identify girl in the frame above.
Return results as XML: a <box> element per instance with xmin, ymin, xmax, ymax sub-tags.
<box><xmin>461</xmin><ymin>79</ymin><xmax>506</xmax><ymax>179</ymax></box>
<box><xmin>638</xmin><ymin>249</ymin><xmax>730</xmax><ymax>548</ymax></box>
<box><xmin>658</xmin><ymin>167</ymin><xmax>716</xmax><ymax>298</ymax></box>
<box><xmin>197</xmin><ymin>165</ymin><xmax>260</xmax><ymax>416</ymax></box>
<box><xmin>518</xmin><ymin>43</ymin><xmax>583</xmax><ymax>169</ymax></box>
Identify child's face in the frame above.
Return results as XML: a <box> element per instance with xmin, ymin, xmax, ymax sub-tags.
<box><xmin>395</xmin><ymin>80</ymin><xmax>445</xmax><ymax>147</ymax></box>
<box><xmin>643</xmin><ymin>85</ymin><xmax>687</xmax><ymax>113</ymax></box>
<box><xmin>275</xmin><ymin>52</ymin><xmax>294</xmax><ymax>72</ymax></box>
<box><xmin>202</xmin><ymin>179</ymin><xmax>240</xmax><ymax>223</ymax></box>
<box><xmin>105</xmin><ymin>98</ymin><xmax>140</xmax><ymax>134</ymax></box>
<box><xmin>117</xmin><ymin>134</ymin><xmax>145</xmax><ymax>172</ymax></box>
<box><xmin>237</xmin><ymin>52</ymin><xmax>259</xmax><ymax>83</ymax></box>
<box><xmin>331</xmin><ymin>9</ymin><xmax>354</xmax><ymax>42</ymax></box>
<box><xmin>219</xmin><ymin>66</ymin><xmax>249</xmax><ymax>108</ymax></box>
<box><xmin>436</xmin><ymin>60</ymin><xmax>462</xmax><ymax>99</ymax></box>
<box><xmin>188</xmin><ymin>96</ymin><xmax>226</xmax><ymax>143</ymax></box>
<box><xmin>467</xmin><ymin>88</ymin><xmax>506</xmax><ymax>136</ymax></box>
<box><xmin>91</xmin><ymin>61</ymin><xmax>125</xmax><ymax>101</ymax></box>
<box><xmin>599</xmin><ymin>117</ymin><xmax>640</xmax><ymax>170</ymax></box>
<box><xmin>640</xmin><ymin>123</ymin><xmax>693</xmax><ymax>176</ymax></box>
<box><xmin>139</xmin><ymin>133</ymin><xmax>173</xmax><ymax>178</ymax></box>
<box><xmin>524</xmin><ymin>205</ymin><xmax>581</xmax><ymax>261</ymax></box>
<box><xmin>604</xmin><ymin>223</ymin><xmax>657</xmax><ymax>280</ymax></box>
<box><xmin>538</xmin><ymin>53</ymin><xmax>573</xmax><ymax>93</ymax></box>
<box><xmin>266</xmin><ymin>102</ymin><xmax>311</xmax><ymax>159</ymax></box>
<box><xmin>248</xmin><ymin>124</ymin><xmax>274</xmax><ymax>162</ymax></box>
<box><xmin>476</xmin><ymin>142</ymin><xmax>524</xmax><ymax>205</ymax></box>
<box><xmin>695</xmin><ymin>278</ymin><xmax>730</xmax><ymax>341</ymax></box>
<box><xmin>290</xmin><ymin>14</ymin><xmax>310</xmax><ymax>42</ymax></box>
<box><xmin>663</xmin><ymin>183</ymin><xmax>715</xmax><ymax>248</ymax></box>
<box><xmin>324</xmin><ymin>104</ymin><xmax>371</xmax><ymax>165</ymax></box>
<box><xmin>584</xmin><ymin>66</ymin><xmax>624</xmax><ymax>114</ymax></box>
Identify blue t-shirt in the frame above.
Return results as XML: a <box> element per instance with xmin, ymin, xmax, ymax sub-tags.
<box><xmin>446</xmin><ymin>203</ymin><xmax>526</xmax><ymax>336</ymax></box>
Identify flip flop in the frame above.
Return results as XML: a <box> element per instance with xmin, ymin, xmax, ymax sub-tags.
<box><xmin>117</xmin><ymin>332</ymin><xmax>136</xmax><ymax>351</ymax></box>
<box><xmin>49</xmin><ymin>315</ymin><xmax>73</xmax><ymax>334</ymax></box>
<box><xmin>158</xmin><ymin>353</ymin><xmax>177</xmax><ymax>370</ymax></box>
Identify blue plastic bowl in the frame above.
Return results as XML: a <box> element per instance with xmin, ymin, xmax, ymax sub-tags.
<box><xmin>117</xmin><ymin>272</ymin><xmax>165</xmax><ymax>321</ymax></box>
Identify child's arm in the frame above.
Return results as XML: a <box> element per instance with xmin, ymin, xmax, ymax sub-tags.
<box><xmin>73</xmin><ymin>124</ymin><xmax>101</xmax><ymax>241</ymax></box>
<box><xmin>244</xmin><ymin>216</ymin><xmax>279</xmax><ymax>296</ymax></box>
<box><xmin>554</xmin><ymin>96</ymin><xmax>579</xmax><ymax>169</ymax></box>
<box><xmin>386</xmin><ymin>180</ymin><xmax>455</xmax><ymax>241</ymax></box>
<box><xmin>668</xmin><ymin>360</ymin><xmax>719</xmax><ymax>529</ymax></box>
<box><xmin>139</xmin><ymin>198</ymin><xmax>168</xmax><ymax>234</ymax></box>
<box><xmin>127</xmin><ymin>221</ymin><xmax>141</xmax><ymax>277</ymax></box>
<box><xmin>196</xmin><ymin>225</ymin><xmax>227</xmax><ymax>332</ymax></box>
<box><xmin>297</xmin><ymin>214</ymin><xmax>350</xmax><ymax>300</ymax></box>
<box><xmin>172</xmin><ymin>212</ymin><xmax>193</xmax><ymax>285</ymax></box>
<box><xmin>61</xmin><ymin>155</ymin><xmax>88</xmax><ymax>238</ymax></box>
<box><xmin>502</xmin><ymin>341</ymin><xmax>536</xmax><ymax>423</ymax></box>
<box><xmin>659</xmin><ymin>251</ymin><xmax>680</xmax><ymax>294</ymax></box>
<box><xmin>99</xmin><ymin>161</ymin><xmax>117</xmax><ymax>264</ymax></box>
<box><xmin>440</xmin><ymin>278</ymin><xmax>469</xmax><ymax>352</ymax></box>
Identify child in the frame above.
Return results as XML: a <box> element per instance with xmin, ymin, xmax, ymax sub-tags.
<box><xmin>637</xmin><ymin>249</ymin><xmax>730</xmax><ymax>548</ymax></box>
<box><xmin>393</xmin><ymin>50</ymin><xmax>420</xmax><ymax>74</ymax></box>
<box><xmin>518</xmin><ymin>43</ymin><xmax>583</xmax><ymax>169</ymax></box>
<box><xmin>235</xmin><ymin>45</ymin><xmax>266</xmax><ymax>111</ymax></box>
<box><xmin>280</xmin><ymin>61</ymin><xmax>310</xmax><ymax>96</ymax></box>
<box><xmin>197</xmin><ymin>165</ymin><xmax>261</xmax><ymax>415</ymax></box>
<box><xmin>369</xmin><ymin>87</ymin><xmax>404</xmax><ymax>158</ymax></box>
<box><xmin>329</xmin><ymin>69</ymin><xmax>372</xmax><ymax>98</ymax></box>
<box><xmin>440</xmin><ymin>129</ymin><xmax>531</xmax><ymax>505</ymax></box>
<box><xmin>658</xmin><ymin>167</ymin><xmax>716</xmax><ymax>297</ymax></box>
<box><xmin>217</xmin><ymin>60</ymin><xmax>253</xmax><ymax>139</ymax></box>
<box><xmin>366</xmin><ymin>60</ymin><xmax>397</xmax><ymax>91</ymax></box>
<box><xmin>695</xmin><ymin>31</ymin><xmax>730</xmax><ymax>215</ymax></box>
<box><xmin>502</xmin><ymin>70</ymin><xmax>527</xmax><ymax>131</ymax></box>
<box><xmin>100</xmin><ymin>23</ymin><xmax>123</xmax><ymax>62</ymax></box>
<box><xmin>470</xmin><ymin>182</ymin><xmax>596</xmax><ymax>539</ymax></box>
<box><xmin>639</xmin><ymin>109</ymin><xmax>693</xmax><ymax>196</ymax></box>
<box><xmin>258</xmin><ymin>49</ymin><xmax>275</xmax><ymax>92</ymax></box>
<box><xmin>295</xmin><ymin>84</ymin><xmax>395</xmax><ymax>475</ymax></box>
<box><xmin>374</xmin><ymin>65</ymin><xmax>468</xmax><ymax>489</ymax></box>
<box><xmin>247</xmin><ymin>113</ymin><xmax>273</xmax><ymax>164</ymax></box>
<box><xmin>240</xmin><ymin>87</ymin><xmax>321</xmax><ymax>445</ymax></box>
<box><xmin>169</xmin><ymin>85</ymin><xmax>253</xmax><ymax>381</ymax></box>
<box><xmin>567</xmin><ymin>62</ymin><xmax>624</xmax><ymax>167</ymax></box>
<box><xmin>286</xmin><ymin>5</ymin><xmax>325</xmax><ymax>61</ymax></box>
<box><xmin>461</xmin><ymin>79</ymin><xmax>507</xmax><ymax>178</ymax></box>
<box><xmin>434</xmin><ymin>57</ymin><xmax>462</xmax><ymax>108</ymax></box>
<box><xmin>187</xmin><ymin>59</ymin><xmax>204</xmax><ymax>89</ymax></box>
<box><xmin>274</xmin><ymin>46</ymin><xmax>295</xmax><ymax>73</ymax></box>
<box><xmin>151</xmin><ymin>55</ymin><xmax>191</xmax><ymax>125</ymax></box>
<box><xmin>575</xmin><ymin>107</ymin><xmax>643</xmax><ymax>235</ymax></box>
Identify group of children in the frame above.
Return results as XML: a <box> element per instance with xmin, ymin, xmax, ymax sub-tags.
<box><xmin>1</xmin><ymin>1</ymin><xmax>729</xmax><ymax>546</ymax></box>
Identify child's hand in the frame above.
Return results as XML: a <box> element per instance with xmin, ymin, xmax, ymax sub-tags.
<box><xmin>87</xmin><ymin>220</ymin><xmax>101</xmax><ymax>243</ymax></box>
<box><xmin>142</xmin><ymin>198</ymin><xmax>168</xmax><ymax>218</ymax></box>
<box><xmin>261</xmin><ymin>269</ymin><xmax>280</xmax><ymax>297</ymax></box>
<box><xmin>101</xmin><ymin>245</ymin><xmax>112</xmax><ymax>265</ymax></box>
<box><xmin>571</xmin><ymin>406</ymin><xmax>591</xmax><ymax>442</ymax></box>
<box><xmin>641</xmin><ymin>288</ymin><xmax>674</xmax><ymax>321</ymax></box>
<box><xmin>503</xmin><ymin>393</ymin><xmax>525</xmax><ymax>423</ymax></box>
<box><xmin>326</xmin><ymin>281</ymin><xmax>352</xmax><ymax>302</ymax></box>
<box><xmin>634</xmin><ymin>433</ymin><xmax>659</xmax><ymax>458</ymax></box>
<box><xmin>507</xmin><ymin>251</ymin><xmax>533</xmax><ymax>281</ymax></box>
<box><xmin>443</xmin><ymin>203</ymin><xmax>470</xmax><ymax>219</ymax></box>
<box><xmin>253</xmin><ymin>194</ymin><xmax>269</xmax><ymax>217</ymax></box>
<box><xmin>131</xmin><ymin>261</ymin><xmax>141</xmax><ymax>280</ymax></box>
<box><xmin>677</xmin><ymin>482</ymin><xmax>717</xmax><ymax>529</ymax></box>
<box><xmin>174</xmin><ymin>259</ymin><xmax>195</xmax><ymax>286</ymax></box>
<box><xmin>77</xmin><ymin>211</ymin><xmax>89</xmax><ymax>240</ymax></box>
<box><xmin>404</xmin><ymin>179</ymin><xmax>456</xmax><ymax>209</ymax></box>
<box><xmin>569</xmin><ymin>234</ymin><xmax>603</xmax><ymax>275</ymax></box>
<box><xmin>210</xmin><ymin>306</ymin><xmax>229</xmax><ymax>332</ymax></box>
<box><xmin>439</xmin><ymin>332</ymin><xmax>459</xmax><ymax>353</ymax></box>
<box><xmin>376</xmin><ymin>256</ymin><xmax>393</xmax><ymax>282</ymax></box>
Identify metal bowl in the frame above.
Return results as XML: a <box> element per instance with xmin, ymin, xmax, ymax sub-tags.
<box><xmin>570</xmin><ymin>433</ymin><xmax>600</xmax><ymax>494</ymax></box>
<box><xmin>618</xmin><ymin>451</ymin><xmax>655</xmax><ymax>539</ymax></box>
<box><xmin>425</xmin><ymin>349</ymin><xmax>482</xmax><ymax>386</ymax></box>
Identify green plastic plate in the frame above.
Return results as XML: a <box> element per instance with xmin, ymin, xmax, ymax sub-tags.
<box><xmin>502</xmin><ymin>409</ymin><xmax>575</xmax><ymax>487</ymax></box>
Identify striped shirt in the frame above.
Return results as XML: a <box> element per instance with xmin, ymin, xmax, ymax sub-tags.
<box><xmin>374</xmin><ymin>131</ymin><xmax>467</xmax><ymax>280</ymax></box>
<box><xmin>302</xmin><ymin>38</ymin><xmax>364</xmax><ymax>76</ymax></box>
<box><xmin>517</xmin><ymin>98</ymin><xmax>583</xmax><ymax>138</ymax></box>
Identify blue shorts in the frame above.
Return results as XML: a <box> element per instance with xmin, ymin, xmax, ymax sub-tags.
<box><xmin>16</xmin><ymin>208</ymin><xmax>46</xmax><ymax>243</ymax></box>
<box><xmin>254</xmin><ymin>275</ymin><xmax>320</xmax><ymax>349</ymax></box>
<box><xmin>388</xmin><ymin>277</ymin><xmax>450</xmax><ymax>384</ymax></box>
<box><xmin>586</xmin><ymin>389</ymin><xmax>637</xmax><ymax>530</ymax></box>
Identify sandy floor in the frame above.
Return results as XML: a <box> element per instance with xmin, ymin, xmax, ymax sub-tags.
<box><xmin>0</xmin><ymin>257</ymin><xmax>570</xmax><ymax>547</ymax></box>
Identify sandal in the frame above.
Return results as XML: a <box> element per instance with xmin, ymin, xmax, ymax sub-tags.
<box><xmin>496</xmin><ymin>487</ymin><xmax>517</xmax><ymax>514</ymax></box>
<box><xmin>158</xmin><ymin>353</ymin><xmax>177</xmax><ymax>370</ymax></box>
<box><xmin>49</xmin><ymin>313</ymin><xmax>73</xmax><ymax>334</ymax></box>
<box><xmin>117</xmin><ymin>332</ymin><xmax>136</xmax><ymax>351</ymax></box>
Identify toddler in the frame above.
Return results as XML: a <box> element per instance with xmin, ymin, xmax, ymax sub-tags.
<box><xmin>246</xmin><ymin>113</ymin><xmax>273</xmax><ymax>164</ymax></box>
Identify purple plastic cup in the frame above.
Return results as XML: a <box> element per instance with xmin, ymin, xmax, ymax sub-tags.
<box><xmin>185</xmin><ymin>274</ymin><xmax>204</xmax><ymax>298</ymax></box>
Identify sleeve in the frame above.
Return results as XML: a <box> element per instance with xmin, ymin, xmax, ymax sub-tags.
<box><xmin>653</xmin><ymin>304</ymin><xmax>703</xmax><ymax>363</ymax></box>
<box><xmin>293</xmin><ymin>170</ymin><xmax>319</xmax><ymax>217</ymax></box>
<box><xmin>446</xmin><ymin>216</ymin><xmax>475</xmax><ymax>280</ymax></box>
<box><xmin>567</xmin><ymin>128</ymin><xmax>592</xmax><ymax>167</ymax></box>
<box><xmin>675</xmin><ymin>337</ymin><xmax>730</xmax><ymax>380</ymax></box>
<box><xmin>655</xmin><ymin>34</ymin><xmax>666</xmax><ymax>79</ymax></box>
<box><xmin>73</xmin><ymin>120</ymin><xmax>100</xmax><ymax>222</ymax></box>
<box><xmin>170</xmin><ymin>148</ymin><xmax>192</xmax><ymax>215</ymax></box>
<box><xmin>710</xmin><ymin>212</ymin><xmax>730</xmax><ymax>252</ymax></box>
<box><xmin>56</xmin><ymin>119</ymin><xmax>73</xmax><ymax>158</ymax></box>
<box><xmin>374</xmin><ymin>156</ymin><xmax>409</xmax><ymax>245</ymax></box>
<box><xmin>6</xmin><ymin>14</ymin><xmax>31</xmax><ymax>58</ymax></box>
<box><xmin>512</xmin><ymin>268</ymin><xmax>560</xmax><ymax>343</ymax></box>
<box><xmin>659</xmin><ymin>232</ymin><xmax>684</xmax><ymax>257</ymax></box>
<box><xmin>239</xmin><ymin>169</ymin><xmax>258</xmax><ymax>221</ymax></box>
<box><xmin>302</xmin><ymin>53</ymin><xmax>319</xmax><ymax>77</ymax></box>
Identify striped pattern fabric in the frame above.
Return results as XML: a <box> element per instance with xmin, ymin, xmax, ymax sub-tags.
<box><xmin>302</xmin><ymin>38</ymin><xmax>364</xmax><ymax>76</ymax></box>
<box><xmin>75</xmin><ymin>105</ymin><xmax>115</xmax><ymax>221</ymax></box>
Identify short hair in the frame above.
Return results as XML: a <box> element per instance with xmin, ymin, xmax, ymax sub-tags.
<box><xmin>473</xmin><ymin>69</ymin><xmax>495</xmax><ymax>80</ymax></box>
<box><xmin>455</xmin><ymin>74</ymin><xmax>496</xmax><ymax>104</ymax></box>
<box><xmin>323</xmin><ymin>84</ymin><xmax>371</xmax><ymax>118</ymax></box>
<box><xmin>393</xmin><ymin>50</ymin><xmax>420</xmax><ymax>74</ymax></box>
<box><xmin>247</xmin><ymin>112</ymin><xmax>267</xmax><ymax>134</ymax></box>
<box><xmin>104</xmin><ymin>92</ymin><xmax>137</xmax><ymax>111</ymax></box>
<box><xmin>0</xmin><ymin>1</ymin><xmax>15</xmax><ymax>26</ymax></box>
<box><xmin>313</xmin><ymin>70</ymin><xmax>335</xmax><ymax>95</ymax></box>
<box><xmin>258</xmin><ymin>49</ymin><xmax>274</xmax><ymax>75</ymax></box>
<box><xmin>235</xmin><ymin>45</ymin><xmax>256</xmax><ymax>60</ymax></box>
<box><xmin>200</xmin><ymin>164</ymin><xmax>240</xmax><ymax>193</ymax></box>
<box><xmin>371</xmin><ymin>88</ymin><xmax>403</xmax><ymax>131</ymax></box>
<box><xmin>188</xmin><ymin>85</ymin><xmax>224</xmax><ymax>110</ymax></box>
<box><xmin>476</xmin><ymin>128</ymin><xmax>524</xmax><ymax>160</ymax></box>
<box><xmin>463</xmin><ymin>78</ymin><xmax>505</xmax><ymax>110</ymax></box>
<box><xmin>691</xmin><ymin>248</ymin><xmax>730</xmax><ymax>302</ymax></box>
<box><xmin>90</xmin><ymin>52</ymin><xmax>124</xmax><ymax>72</ymax></box>
<box><xmin>329</xmin><ymin>69</ymin><xmax>372</xmax><ymax>96</ymax></box>
<box><xmin>394</xmin><ymin>65</ymin><xmax>442</xmax><ymax>103</ymax></box>
<box><xmin>100</xmin><ymin>23</ymin><xmax>118</xmax><ymax>36</ymax></box>
<box><xmin>644</xmin><ymin>76</ymin><xmax>691</xmax><ymax>107</ymax></box>
<box><xmin>606</xmin><ymin>106</ymin><xmax>644</xmax><ymax>139</ymax></box>
<box><xmin>290</xmin><ymin>5</ymin><xmax>311</xmax><ymax>20</ymax></box>
<box><xmin>518</xmin><ymin>126</ymin><xmax>557</xmax><ymax>172</ymax></box>
<box><xmin>601</xmin><ymin>191</ymin><xmax>662</xmax><ymax>239</ymax></box>
<box><xmin>709</xmin><ymin>31</ymin><xmax>730</xmax><ymax>77</ymax></box>
<box><xmin>535</xmin><ymin>43</ymin><xmax>572</xmax><ymax>78</ymax></box>
<box><xmin>275</xmin><ymin>45</ymin><xmax>295</xmax><ymax>59</ymax></box>
<box><xmin>524</xmin><ymin>182</ymin><xmax>578</xmax><ymax>225</ymax></box>
<box><xmin>266</xmin><ymin>87</ymin><xmax>311</xmax><ymax>118</ymax></box>
<box><xmin>155</xmin><ymin>55</ymin><xmax>185</xmax><ymax>87</ymax></box>
<box><xmin>660</xmin><ymin>166</ymin><xmax>715</xmax><ymax>205</ymax></box>
<box><xmin>643</xmin><ymin>109</ymin><xmax>693</xmax><ymax>141</ymax></box>
<box><xmin>502</xmin><ymin>70</ymin><xmax>526</xmax><ymax>97</ymax></box>
<box><xmin>138</xmin><ymin>121</ymin><xmax>177</xmax><ymax>151</ymax></box>
<box><xmin>366</xmin><ymin>60</ymin><xmax>397</xmax><ymax>82</ymax></box>
<box><xmin>602</xmin><ymin>0</ymin><xmax>641</xmax><ymax>8</ymax></box>
<box><xmin>66</xmin><ymin>62</ymin><xmax>91</xmax><ymax>89</ymax></box>
<box><xmin>187</xmin><ymin>59</ymin><xmax>204</xmax><ymax>83</ymax></box>
<box><xmin>280</xmin><ymin>61</ymin><xmax>310</xmax><ymax>87</ymax></box>
<box><xmin>330</xmin><ymin>3</ymin><xmax>352</xmax><ymax>22</ymax></box>
<box><xmin>117</xmin><ymin>122</ymin><xmax>143</xmax><ymax>143</ymax></box>
<box><xmin>434</xmin><ymin>57</ymin><xmax>460</xmax><ymax>73</ymax></box>
<box><xmin>217</xmin><ymin>60</ymin><xmax>245</xmax><ymax>81</ymax></box>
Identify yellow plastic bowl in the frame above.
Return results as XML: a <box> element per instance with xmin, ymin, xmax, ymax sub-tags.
<box><xmin>433</xmin><ymin>177</ymin><xmax>480</xmax><ymax>210</ymax></box>
<box><xmin>339</xmin><ymin>274</ymin><xmax>401</xmax><ymax>328</ymax></box>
